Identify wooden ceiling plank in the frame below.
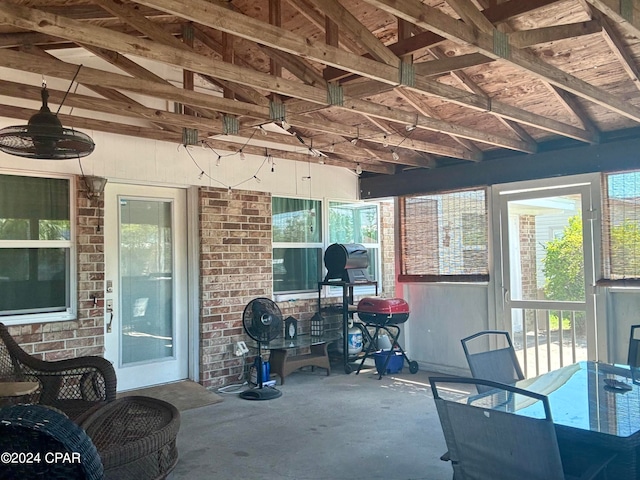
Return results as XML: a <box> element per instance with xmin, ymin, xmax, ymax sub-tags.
<box><xmin>397</xmin><ymin>87</ymin><xmax>483</xmax><ymax>160</ymax></box>
<box><xmin>547</xmin><ymin>84</ymin><xmax>600</xmax><ymax>136</ymax></box>
<box><xmin>599</xmin><ymin>12</ymin><xmax>640</xmax><ymax>92</ymax></box>
<box><xmin>414</xmin><ymin>53</ymin><xmax>493</xmax><ymax>76</ymax></box>
<box><xmin>411</xmin><ymin>74</ymin><xmax>595</xmax><ymax>144</ymax></box>
<box><xmin>307</xmin><ymin>0</ymin><xmax>399</xmax><ymax>66</ymax></box>
<box><xmin>190</xmin><ymin>27</ymin><xmax>271</xmax><ymax>106</ymax></box>
<box><xmin>344</xmin><ymin>95</ymin><xmax>534</xmax><ymax>153</ymax></box>
<box><xmin>284</xmin><ymin>0</ymin><xmax>362</xmax><ymax>54</ymax></box>
<box><xmin>509</xmin><ymin>19</ymin><xmax>602</xmax><ymax>48</ymax></box>
<box><xmin>259</xmin><ymin>46</ymin><xmax>326</xmax><ymax>88</ymax></box>
<box><xmin>363</xmin><ymin>0</ymin><xmax>640</xmax><ymax>123</ymax></box>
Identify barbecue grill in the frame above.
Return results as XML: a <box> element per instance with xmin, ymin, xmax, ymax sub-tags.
<box><xmin>355</xmin><ymin>297</ymin><xmax>419</xmax><ymax>378</ymax></box>
<box><xmin>323</xmin><ymin>243</ymin><xmax>371</xmax><ymax>283</ymax></box>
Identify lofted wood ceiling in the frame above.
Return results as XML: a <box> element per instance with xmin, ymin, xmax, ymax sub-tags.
<box><xmin>1</xmin><ymin>0</ymin><xmax>640</xmax><ymax>177</ymax></box>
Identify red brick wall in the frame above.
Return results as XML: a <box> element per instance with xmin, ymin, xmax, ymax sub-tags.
<box><xmin>198</xmin><ymin>187</ymin><xmax>273</xmax><ymax>388</ymax></box>
<box><xmin>5</xmin><ymin>176</ymin><xmax>105</xmax><ymax>360</ymax></box>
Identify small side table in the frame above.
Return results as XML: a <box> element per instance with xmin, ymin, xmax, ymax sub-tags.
<box><xmin>0</xmin><ymin>381</ymin><xmax>39</xmax><ymax>397</ymax></box>
<box><xmin>266</xmin><ymin>335</ymin><xmax>336</xmax><ymax>385</ymax></box>
<box><xmin>0</xmin><ymin>381</ymin><xmax>39</xmax><ymax>407</ymax></box>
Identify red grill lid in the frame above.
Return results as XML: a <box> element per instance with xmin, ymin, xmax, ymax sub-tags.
<box><xmin>357</xmin><ymin>297</ymin><xmax>409</xmax><ymax>315</ymax></box>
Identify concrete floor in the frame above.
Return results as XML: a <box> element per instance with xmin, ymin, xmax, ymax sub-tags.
<box><xmin>167</xmin><ymin>361</ymin><xmax>459</xmax><ymax>480</ymax></box>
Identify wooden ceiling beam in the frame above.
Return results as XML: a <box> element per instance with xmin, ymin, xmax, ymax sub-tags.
<box><xmin>414</xmin><ymin>53</ymin><xmax>493</xmax><ymax>76</ymax></box>
<box><xmin>0</xmin><ymin>1</ymin><xmax>602</xmax><ymax>157</ymax></box>
<box><xmin>131</xmin><ymin>0</ymin><xmax>402</xmax><ymax>84</ymax></box>
<box><xmin>547</xmin><ymin>85</ymin><xmax>600</xmax><ymax>135</ymax></box>
<box><xmin>397</xmin><ymin>87</ymin><xmax>484</xmax><ymax>160</ymax></box>
<box><xmin>284</xmin><ymin>0</ymin><xmax>362</xmax><ymax>54</ymax></box>
<box><xmin>0</xmin><ymin>6</ymin><xmax>531</xmax><ymax>155</ymax></box>
<box><xmin>307</xmin><ymin>0</ymin><xmax>399</xmax><ymax>66</ymax></box>
<box><xmin>0</xmin><ymin>78</ymin><xmax>222</xmax><ymax>132</ymax></box>
<box><xmin>18</xmin><ymin>44</ymin><xmax>180</xmax><ymax>133</ymax></box>
<box><xmin>445</xmin><ymin>0</ymin><xmax>496</xmax><ymax>34</ymax></box>
<box><xmin>363</xmin><ymin>0</ymin><xmax>640</xmax><ymax>123</ymax></box>
<box><xmin>509</xmin><ymin>19</ymin><xmax>602</xmax><ymax>48</ymax></box>
<box><xmin>323</xmin><ymin>0</ymin><xmax>559</xmax><ymax>81</ymax></box>
<box><xmin>0</xmin><ymin>49</ymin><xmax>270</xmax><ymax>118</ymax></box>
<box><xmin>582</xmin><ymin>0</ymin><xmax>640</xmax><ymax>39</ymax></box>
<box><xmin>599</xmin><ymin>12</ymin><xmax>640</xmax><ymax>93</ymax></box>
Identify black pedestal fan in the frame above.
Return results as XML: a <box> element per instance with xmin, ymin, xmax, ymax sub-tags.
<box><xmin>239</xmin><ymin>298</ymin><xmax>283</xmax><ymax>401</ymax></box>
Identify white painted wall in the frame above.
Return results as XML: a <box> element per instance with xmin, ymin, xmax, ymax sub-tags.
<box><xmin>0</xmin><ymin>117</ymin><xmax>359</xmax><ymax>199</ymax></box>
<box><xmin>400</xmin><ymin>283</ymin><xmax>490</xmax><ymax>376</ymax></box>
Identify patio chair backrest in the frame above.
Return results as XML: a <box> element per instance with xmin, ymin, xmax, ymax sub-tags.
<box><xmin>0</xmin><ymin>404</ymin><xmax>104</xmax><ymax>480</ymax></box>
<box><xmin>461</xmin><ymin>330</ymin><xmax>524</xmax><ymax>393</ymax></box>
<box><xmin>628</xmin><ymin>325</ymin><xmax>640</xmax><ymax>368</ymax></box>
<box><xmin>430</xmin><ymin>377</ymin><xmax>564</xmax><ymax>480</ymax></box>
<box><xmin>0</xmin><ymin>322</ymin><xmax>117</xmax><ymax>419</ymax></box>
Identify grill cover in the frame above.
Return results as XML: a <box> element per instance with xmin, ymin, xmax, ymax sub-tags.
<box><xmin>357</xmin><ymin>297</ymin><xmax>409</xmax><ymax>325</ymax></box>
<box><xmin>323</xmin><ymin>243</ymin><xmax>371</xmax><ymax>282</ymax></box>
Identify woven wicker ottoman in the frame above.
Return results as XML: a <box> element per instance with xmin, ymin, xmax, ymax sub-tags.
<box><xmin>79</xmin><ymin>396</ymin><xmax>180</xmax><ymax>480</ymax></box>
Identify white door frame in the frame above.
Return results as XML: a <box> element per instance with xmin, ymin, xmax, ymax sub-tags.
<box><xmin>104</xmin><ymin>183</ymin><xmax>193</xmax><ymax>391</ymax></box>
<box><xmin>491</xmin><ymin>173</ymin><xmax>603</xmax><ymax>369</ymax></box>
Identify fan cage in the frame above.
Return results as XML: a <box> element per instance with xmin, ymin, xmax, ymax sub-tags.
<box><xmin>0</xmin><ymin>125</ymin><xmax>95</xmax><ymax>159</ymax></box>
<box><xmin>243</xmin><ymin>298</ymin><xmax>283</xmax><ymax>345</ymax></box>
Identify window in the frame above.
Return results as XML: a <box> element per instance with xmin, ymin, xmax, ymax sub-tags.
<box><xmin>272</xmin><ymin>197</ymin><xmax>322</xmax><ymax>293</ymax></box>
<box><xmin>602</xmin><ymin>170</ymin><xmax>640</xmax><ymax>281</ymax></box>
<box><xmin>399</xmin><ymin>188</ymin><xmax>488</xmax><ymax>282</ymax></box>
<box><xmin>0</xmin><ymin>174</ymin><xmax>74</xmax><ymax>320</ymax></box>
<box><xmin>329</xmin><ymin>201</ymin><xmax>379</xmax><ymax>284</ymax></box>
<box><xmin>272</xmin><ymin>198</ymin><xmax>381</xmax><ymax>295</ymax></box>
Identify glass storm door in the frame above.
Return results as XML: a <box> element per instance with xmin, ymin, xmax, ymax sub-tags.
<box><xmin>496</xmin><ymin>180</ymin><xmax>597</xmax><ymax>378</ymax></box>
<box><xmin>104</xmin><ymin>184</ymin><xmax>188</xmax><ymax>391</ymax></box>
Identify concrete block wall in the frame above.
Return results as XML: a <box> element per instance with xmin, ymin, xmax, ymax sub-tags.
<box><xmin>5</xmin><ymin>176</ymin><xmax>105</xmax><ymax>360</ymax></box>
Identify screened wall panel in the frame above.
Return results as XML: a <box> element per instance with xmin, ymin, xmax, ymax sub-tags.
<box><xmin>602</xmin><ymin>171</ymin><xmax>640</xmax><ymax>282</ymax></box>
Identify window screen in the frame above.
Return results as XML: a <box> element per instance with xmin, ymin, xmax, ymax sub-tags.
<box><xmin>602</xmin><ymin>171</ymin><xmax>640</xmax><ymax>281</ymax></box>
<box><xmin>399</xmin><ymin>188</ymin><xmax>489</xmax><ymax>282</ymax></box>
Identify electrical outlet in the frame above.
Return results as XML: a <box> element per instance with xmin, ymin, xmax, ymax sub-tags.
<box><xmin>234</xmin><ymin>341</ymin><xmax>249</xmax><ymax>356</ymax></box>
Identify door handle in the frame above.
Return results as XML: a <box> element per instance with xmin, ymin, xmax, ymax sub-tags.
<box><xmin>106</xmin><ymin>300</ymin><xmax>114</xmax><ymax>333</ymax></box>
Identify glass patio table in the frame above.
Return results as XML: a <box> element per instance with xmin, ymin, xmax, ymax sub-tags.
<box><xmin>459</xmin><ymin>361</ymin><xmax>640</xmax><ymax>479</ymax></box>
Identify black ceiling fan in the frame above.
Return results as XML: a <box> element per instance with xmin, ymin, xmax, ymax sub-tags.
<box><xmin>0</xmin><ymin>72</ymin><xmax>95</xmax><ymax>160</ymax></box>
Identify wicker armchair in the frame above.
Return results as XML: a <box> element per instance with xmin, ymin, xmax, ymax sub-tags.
<box><xmin>0</xmin><ymin>322</ymin><xmax>117</xmax><ymax>420</ymax></box>
<box><xmin>0</xmin><ymin>404</ymin><xmax>104</xmax><ymax>479</ymax></box>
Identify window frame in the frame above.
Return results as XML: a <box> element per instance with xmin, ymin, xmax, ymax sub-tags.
<box><xmin>0</xmin><ymin>171</ymin><xmax>77</xmax><ymax>325</ymax></box>
<box><xmin>398</xmin><ymin>188</ymin><xmax>489</xmax><ymax>283</ymax></box>
<box><xmin>272</xmin><ymin>195</ymin><xmax>381</xmax><ymax>300</ymax></box>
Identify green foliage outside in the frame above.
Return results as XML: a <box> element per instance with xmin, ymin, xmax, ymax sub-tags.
<box><xmin>542</xmin><ymin>215</ymin><xmax>585</xmax><ymax>302</ymax></box>
<box><xmin>610</xmin><ymin>221</ymin><xmax>640</xmax><ymax>277</ymax></box>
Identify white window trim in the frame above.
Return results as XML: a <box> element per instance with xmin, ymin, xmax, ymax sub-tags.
<box><xmin>0</xmin><ymin>171</ymin><xmax>77</xmax><ymax>325</ymax></box>
<box><xmin>272</xmin><ymin>196</ymin><xmax>382</xmax><ymax>299</ymax></box>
